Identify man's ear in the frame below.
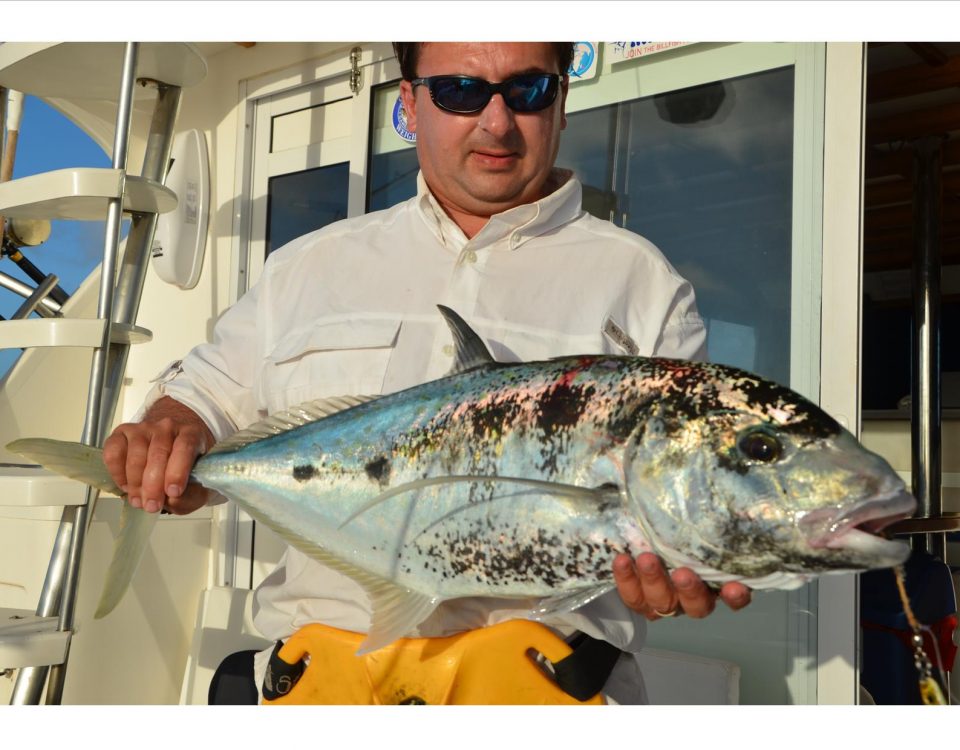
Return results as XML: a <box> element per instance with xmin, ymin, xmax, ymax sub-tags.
<box><xmin>399</xmin><ymin>80</ymin><xmax>418</xmax><ymax>133</ymax></box>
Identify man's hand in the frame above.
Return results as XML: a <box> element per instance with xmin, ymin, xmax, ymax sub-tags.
<box><xmin>613</xmin><ymin>552</ymin><xmax>751</xmax><ymax>621</ymax></box>
<box><xmin>102</xmin><ymin>396</ymin><xmax>216</xmax><ymax>515</ymax></box>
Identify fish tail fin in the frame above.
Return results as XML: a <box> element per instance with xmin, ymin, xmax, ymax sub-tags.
<box><xmin>6</xmin><ymin>437</ymin><xmax>155</xmax><ymax>619</ymax></box>
<box><xmin>6</xmin><ymin>438</ymin><xmax>122</xmax><ymax>496</ymax></box>
<box><xmin>94</xmin><ymin>502</ymin><xmax>159</xmax><ymax>618</ymax></box>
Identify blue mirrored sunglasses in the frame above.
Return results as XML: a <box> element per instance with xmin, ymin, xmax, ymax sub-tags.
<box><xmin>411</xmin><ymin>73</ymin><xmax>561</xmax><ymax>114</ymax></box>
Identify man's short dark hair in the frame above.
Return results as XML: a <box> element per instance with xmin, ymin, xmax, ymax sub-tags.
<box><xmin>393</xmin><ymin>42</ymin><xmax>575</xmax><ymax>81</ymax></box>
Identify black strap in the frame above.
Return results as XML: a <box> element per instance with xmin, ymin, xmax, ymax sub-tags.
<box><xmin>261</xmin><ymin>640</ymin><xmax>306</xmax><ymax>701</ymax></box>
<box><xmin>550</xmin><ymin>632</ymin><xmax>625</xmax><ymax>702</ymax></box>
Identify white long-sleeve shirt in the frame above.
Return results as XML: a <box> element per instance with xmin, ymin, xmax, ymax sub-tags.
<box><xmin>153</xmin><ymin>169</ymin><xmax>706</xmax><ymax>703</ymax></box>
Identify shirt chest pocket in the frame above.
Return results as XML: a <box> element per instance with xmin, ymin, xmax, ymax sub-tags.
<box><xmin>256</xmin><ymin>318</ymin><xmax>401</xmax><ymax>414</ymax></box>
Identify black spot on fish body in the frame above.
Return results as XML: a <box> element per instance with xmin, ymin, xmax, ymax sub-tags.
<box><xmin>536</xmin><ymin>382</ymin><xmax>595</xmax><ymax>439</ymax></box>
<box><xmin>365</xmin><ymin>455</ymin><xmax>391</xmax><ymax>488</ymax></box>
<box><xmin>292</xmin><ymin>464</ymin><xmax>317</xmax><ymax>482</ymax></box>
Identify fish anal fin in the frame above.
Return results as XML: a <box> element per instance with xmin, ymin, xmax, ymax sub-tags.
<box><xmin>227</xmin><ymin>498</ymin><xmax>440</xmax><ymax>653</ymax></box>
<box><xmin>358</xmin><ymin>582</ymin><xmax>440</xmax><ymax>655</ymax></box>
<box><xmin>529</xmin><ymin>583</ymin><xmax>616</xmax><ymax>620</ymax></box>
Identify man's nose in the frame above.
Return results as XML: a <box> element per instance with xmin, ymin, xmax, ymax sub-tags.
<box><xmin>477</xmin><ymin>93</ymin><xmax>515</xmax><ymax>137</ymax></box>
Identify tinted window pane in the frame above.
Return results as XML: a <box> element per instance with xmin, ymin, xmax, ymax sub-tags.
<box><xmin>368</xmin><ymin>147</ymin><xmax>418</xmax><ymax>212</ymax></box>
<box><xmin>266</xmin><ymin>162</ymin><xmax>349</xmax><ymax>256</ymax></box>
<box><xmin>559</xmin><ymin>67</ymin><xmax>795</xmax><ymax>386</ymax></box>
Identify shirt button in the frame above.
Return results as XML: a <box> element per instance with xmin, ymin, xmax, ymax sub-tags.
<box><xmin>442</xmin><ymin>345</ymin><xmax>454</xmax><ymax>356</ymax></box>
<box><xmin>465</xmin><ymin>250</ymin><xmax>478</xmax><ymax>264</ymax></box>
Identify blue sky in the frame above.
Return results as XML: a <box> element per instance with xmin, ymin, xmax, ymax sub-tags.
<box><xmin>0</xmin><ymin>96</ymin><xmax>110</xmax><ymax>375</ymax></box>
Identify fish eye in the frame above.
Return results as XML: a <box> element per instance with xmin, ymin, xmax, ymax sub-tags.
<box><xmin>737</xmin><ymin>429</ymin><xmax>783</xmax><ymax>463</ymax></box>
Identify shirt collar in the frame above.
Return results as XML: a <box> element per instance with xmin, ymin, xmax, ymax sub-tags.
<box><xmin>415</xmin><ymin>168</ymin><xmax>582</xmax><ymax>251</ymax></box>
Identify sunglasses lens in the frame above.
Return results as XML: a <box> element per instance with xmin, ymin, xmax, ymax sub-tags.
<box><xmin>431</xmin><ymin>77</ymin><xmax>491</xmax><ymax>113</ymax></box>
<box><xmin>424</xmin><ymin>74</ymin><xmax>560</xmax><ymax>114</ymax></box>
<box><xmin>503</xmin><ymin>74</ymin><xmax>558</xmax><ymax>112</ymax></box>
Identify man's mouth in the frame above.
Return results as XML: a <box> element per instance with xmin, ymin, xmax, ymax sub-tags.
<box><xmin>472</xmin><ymin>150</ymin><xmax>518</xmax><ymax>166</ymax></box>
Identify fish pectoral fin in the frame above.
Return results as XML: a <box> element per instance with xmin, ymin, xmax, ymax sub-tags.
<box><xmin>339</xmin><ymin>476</ymin><xmax>612</xmax><ymax>529</ymax></box>
<box><xmin>529</xmin><ymin>583</ymin><xmax>616</xmax><ymax>620</ymax></box>
<box><xmin>95</xmin><ymin>503</ymin><xmax>160</xmax><ymax>618</ymax></box>
<box><xmin>358</xmin><ymin>582</ymin><xmax>440</xmax><ymax>655</ymax></box>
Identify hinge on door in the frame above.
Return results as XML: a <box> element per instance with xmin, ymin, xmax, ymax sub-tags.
<box><xmin>350</xmin><ymin>47</ymin><xmax>363</xmax><ymax>95</ymax></box>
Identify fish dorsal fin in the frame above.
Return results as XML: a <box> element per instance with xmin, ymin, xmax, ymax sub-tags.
<box><xmin>208</xmin><ymin>394</ymin><xmax>378</xmax><ymax>455</ymax></box>
<box><xmin>437</xmin><ymin>305</ymin><xmax>496</xmax><ymax>375</ymax></box>
<box><xmin>339</xmin><ymin>475</ymin><xmax>616</xmax><ymax>530</ymax></box>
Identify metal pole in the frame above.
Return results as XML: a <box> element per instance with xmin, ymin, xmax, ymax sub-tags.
<box><xmin>98</xmin><ymin>83</ymin><xmax>181</xmax><ymax>434</ymax></box>
<box><xmin>0</xmin><ymin>269</ymin><xmax>61</xmax><ymax>315</ymax></box>
<box><xmin>910</xmin><ymin>135</ymin><xmax>945</xmax><ymax>561</ymax></box>
<box><xmin>12</xmin><ymin>274</ymin><xmax>61</xmax><ymax>320</ymax></box>
<box><xmin>42</xmin><ymin>41</ymin><xmax>141</xmax><ymax>706</ymax></box>
<box><xmin>10</xmin><ymin>41</ymin><xmax>140</xmax><ymax>706</ymax></box>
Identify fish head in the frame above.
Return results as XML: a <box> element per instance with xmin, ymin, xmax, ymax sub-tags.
<box><xmin>622</xmin><ymin>362</ymin><xmax>915</xmax><ymax>582</ymax></box>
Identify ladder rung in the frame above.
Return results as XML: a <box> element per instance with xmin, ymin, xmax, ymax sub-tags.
<box><xmin>0</xmin><ymin>465</ymin><xmax>89</xmax><ymax>507</ymax></box>
<box><xmin>0</xmin><ymin>609</ymin><xmax>69</xmax><ymax>669</ymax></box>
<box><xmin>0</xmin><ymin>319</ymin><xmax>152</xmax><ymax>349</ymax></box>
<box><xmin>0</xmin><ymin>168</ymin><xmax>177</xmax><ymax>220</ymax></box>
<box><xmin>0</xmin><ymin>42</ymin><xmax>206</xmax><ymax>99</ymax></box>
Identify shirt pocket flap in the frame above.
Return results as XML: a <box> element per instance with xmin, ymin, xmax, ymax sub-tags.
<box><xmin>267</xmin><ymin>317</ymin><xmax>402</xmax><ymax>365</ymax></box>
<box><xmin>259</xmin><ymin>318</ymin><xmax>402</xmax><ymax>412</ymax></box>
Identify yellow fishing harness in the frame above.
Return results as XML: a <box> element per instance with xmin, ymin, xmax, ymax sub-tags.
<box><xmin>261</xmin><ymin>620</ymin><xmax>612</xmax><ymax>705</ymax></box>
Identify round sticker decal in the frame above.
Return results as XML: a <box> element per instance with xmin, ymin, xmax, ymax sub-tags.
<box><xmin>570</xmin><ymin>42</ymin><xmax>596</xmax><ymax>79</ymax></box>
<box><xmin>393</xmin><ymin>96</ymin><xmax>416</xmax><ymax>143</ymax></box>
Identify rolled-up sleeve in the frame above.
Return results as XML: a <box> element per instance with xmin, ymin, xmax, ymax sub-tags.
<box><xmin>139</xmin><ymin>281</ymin><xmax>264</xmax><ymax>440</ymax></box>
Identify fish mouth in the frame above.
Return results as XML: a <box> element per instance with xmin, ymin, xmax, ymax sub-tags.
<box><xmin>805</xmin><ymin>487</ymin><xmax>917</xmax><ymax>551</ymax></box>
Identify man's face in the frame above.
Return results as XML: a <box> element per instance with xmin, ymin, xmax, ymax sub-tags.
<box><xmin>399</xmin><ymin>43</ymin><xmax>568</xmax><ymax>226</ymax></box>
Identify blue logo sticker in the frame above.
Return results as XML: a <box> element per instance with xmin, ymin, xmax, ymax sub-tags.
<box><xmin>570</xmin><ymin>42</ymin><xmax>596</xmax><ymax>79</ymax></box>
<box><xmin>392</xmin><ymin>96</ymin><xmax>416</xmax><ymax>143</ymax></box>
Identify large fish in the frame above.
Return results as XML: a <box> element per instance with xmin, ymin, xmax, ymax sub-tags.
<box><xmin>8</xmin><ymin>306</ymin><xmax>915</xmax><ymax>652</ymax></box>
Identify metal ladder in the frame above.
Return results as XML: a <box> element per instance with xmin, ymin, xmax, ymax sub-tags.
<box><xmin>0</xmin><ymin>42</ymin><xmax>205</xmax><ymax>704</ymax></box>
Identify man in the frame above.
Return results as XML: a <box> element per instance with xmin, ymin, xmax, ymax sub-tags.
<box><xmin>104</xmin><ymin>42</ymin><xmax>750</xmax><ymax>702</ymax></box>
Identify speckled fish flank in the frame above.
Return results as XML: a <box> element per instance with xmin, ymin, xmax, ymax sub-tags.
<box><xmin>9</xmin><ymin>307</ymin><xmax>916</xmax><ymax>652</ymax></box>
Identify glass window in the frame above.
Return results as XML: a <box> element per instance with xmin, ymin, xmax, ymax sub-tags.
<box><xmin>558</xmin><ymin>67</ymin><xmax>796</xmax><ymax>385</ymax></box>
<box><xmin>266</xmin><ymin>162</ymin><xmax>350</xmax><ymax>256</ymax></box>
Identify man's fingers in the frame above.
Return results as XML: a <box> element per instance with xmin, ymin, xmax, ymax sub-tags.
<box><xmin>141</xmin><ymin>424</ymin><xmax>177</xmax><ymax>510</ymax></box>
<box><xmin>633</xmin><ymin>553</ymin><xmax>679</xmax><ymax>616</ymax></box>
<box><xmin>102</xmin><ymin>430</ymin><xmax>131</xmax><ymax>491</ymax></box>
<box><xmin>121</xmin><ymin>431</ymin><xmax>152</xmax><ymax>508</ymax></box>
<box><xmin>613</xmin><ymin>553</ymin><xmax>680</xmax><ymax>619</ymax></box>
<box><xmin>720</xmin><ymin>582</ymin><xmax>751</xmax><ymax>611</ymax></box>
<box><xmin>164</xmin><ymin>430</ymin><xmax>205</xmax><ymax>500</ymax></box>
<box><xmin>612</xmin><ymin>553</ymin><xmax>645</xmax><ymax>611</ymax></box>
<box><xmin>671</xmin><ymin>567</ymin><xmax>716</xmax><ymax>619</ymax></box>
